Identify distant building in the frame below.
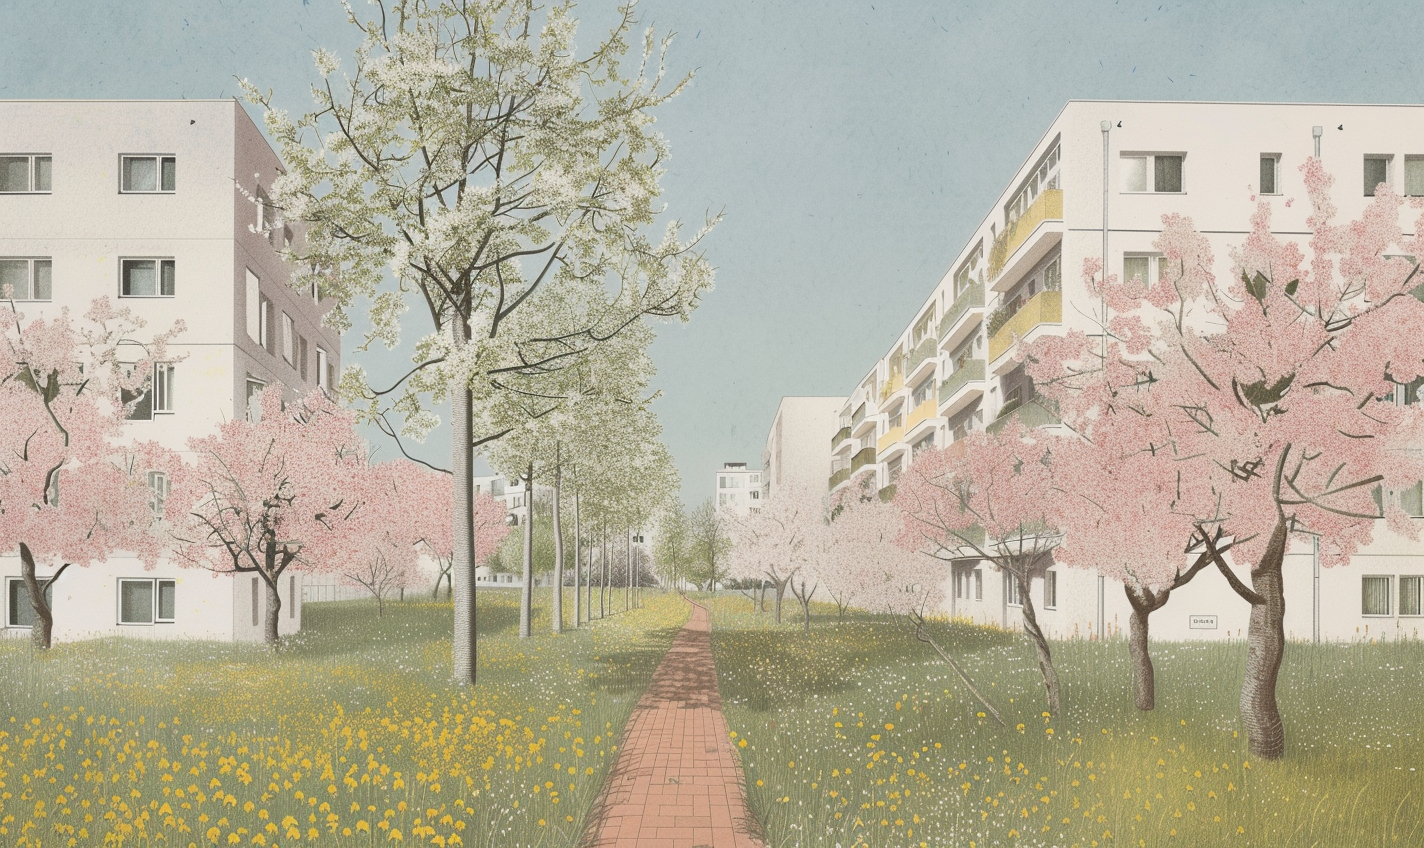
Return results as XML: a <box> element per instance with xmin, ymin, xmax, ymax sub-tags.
<box><xmin>715</xmin><ymin>462</ymin><xmax>762</xmax><ymax>515</ymax></box>
<box><xmin>761</xmin><ymin>396</ymin><xmax>846</xmax><ymax>500</ymax></box>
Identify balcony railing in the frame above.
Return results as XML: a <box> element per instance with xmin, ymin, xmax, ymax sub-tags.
<box><xmin>828</xmin><ymin>467</ymin><xmax>851</xmax><ymax>490</ymax></box>
<box><xmin>851</xmin><ymin>446</ymin><xmax>877</xmax><ymax>473</ymax></box>
<box><xmin>938</xmin><ymin>282</ymin><xmax>985</xmax><ymax>341</ymax></box>
<box><xmin>939</xmin><ymin>359</ymin><xmax>986</xmax><ymax>405</ymax></box>
<box><xmin>906</xmin><ymin>337</ymin><xmax>936</xmax><ymax>375</ymax></box>
<box><xmin>877</xmin><ymin>426</ymin><xmax>905</xmax><ymax>455</ymax></box>
<box><xmin>905</xmin><ymin>399</ymin><xmax>937</xmax><ymax>432</ymax></box>
<box><xmin>986</xmin><ymin>398</ymin><xmax>1061</xmax><ymax>434</ymax></box>
<box><xmin>851</xmin><ymin>403</ymin><xmax>867</xmax><ymax>428</ymax></box>
<box><xmin>988</xmin><ymin>290</ymin><xmax>1062</xmax><ymax>361</ymax></box>
<box><xmin>831</xmin><ymin>426</ymin><xmax>851</xmax><ymax>449</ymax></box>
<box><xmin>880</xmin><ymin>372</ymin><xmax>904</xmax><ymax>402</ymax></box>
<box><xmin>988</xmin><ymin>188</ymin><xmax>1063</xmax><ymax>282</ymax></box>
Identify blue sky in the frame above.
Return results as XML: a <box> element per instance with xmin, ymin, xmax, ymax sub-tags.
<box><xmin>5</xmin><ymin>0</ymin><xmax>1424</xmax><ymax>506</ymax></box>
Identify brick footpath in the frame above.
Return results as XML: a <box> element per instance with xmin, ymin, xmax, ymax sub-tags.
<box><xmin>584</xmin><ymin>599</ymin><xmax>763</xmax><ymax>848</ymax></box>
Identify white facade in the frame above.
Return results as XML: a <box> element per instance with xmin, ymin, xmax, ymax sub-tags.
<box><xmin>715</xmin><ymin>462</ymin><xmax>762</xmax><ymax>515</ymax></box>
<box><xmin>832</xmin><ymin>100</ymin><xmax>1424</xmax><ymax>642</ymax></box>
<box><xmin>0</xmin><ymin>99</ymin><xmax>340</xmax><ymax>642</ymax></box>
<box><xmin>762</xmin><ymin>396</ymin><xmax>846</xmax><ymax>500</ymax></box>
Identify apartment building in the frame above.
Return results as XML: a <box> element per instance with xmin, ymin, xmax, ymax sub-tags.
<box><xmin>762</xmin><ymin>396</ymin><xmax>846</xmax><ymax>500</ymax></box>
<box><xmin>716</xmin><ymin>462</ymin><xmax>762</xmax><ymax>515</ymax></box>
<box><xmin>0</xmin><ymin>99</ymin><xmax>340</xmax><ymax>642</ymax></box>
<box><xmin>830</xmin><ymin>100</ymin><xmax>1424</xmax><ymax>643</ymax></box>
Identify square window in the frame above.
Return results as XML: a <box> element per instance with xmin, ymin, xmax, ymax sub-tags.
<box><xmin>121</xmin><ymin>155</ymin><xmax>176</xmax><ymax>193</ymax></box>
<box><xmin>6</xmin><ymin>577</ymin><xmax>52</xmax><ymax>628</ymax></box>
<box><xmin>121</xmin><ymin>259</ymin><xmax>175</xmax><ymax>297</ymax></box>
<box><xmin>1401</xmin><ymin>576</ymin><xmax>1422</xmax><ymax>617</ymax></box>
<box><xmin>0</xmin><ymin>258</ymin><xmax>51</xmax><ymax>300</ymax></box>
<box><xmin>1260</xmin><ymin>155</ymin><xmax>1280</xmax><ymax>195</ymax></box>
<box><xmin>1365</xmin><ymin>156</ymin><xmax>1390</xmax><ymax>197</ymax></box>
<box><xmin>119</xmin><ymin>579</ymin><xmax>155</xmax><ymax>624</ymax></box>
<box><xmin>1154</xmin><ymin>156</ymin><xmax>1183</xmax><ymax>193</ymax></box>
<box><xmin>0</xmin><ymin>155</ymin><xmax>51</xmax><ymax>193</ymax></box>
<box><xmin>1122</xmin><ymin>156</ymin><xmax>1147</xmax><ymax>192</ymax></box>
<box><xmin>1362</xmin><ymin>575</ymin><xmax>1392</xmax><ymax>616</ymax></box>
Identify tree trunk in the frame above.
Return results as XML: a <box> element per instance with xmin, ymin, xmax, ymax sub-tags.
<box><xmin>601</xmin><ymin>524</ymin><xmax>608</xmax><ymax>618</ymax></box>
<box><xmin>1240</xmin><ymin>520</ymin><xmax>1288</xmax><ymax>760</ymax></box>
<box><xmin>573</xmin><ymin>489</ymin><xmax>581</xmax><ymax>628</ymax></box>
<box><xmin>264</xmin><ymin>576</ymin><xmax>282</xmax><ymax>645</ymax></box>
<box><xmin>800</xmin><ymin>593</ymin><xmax>811</xmax><ymax>632</ymax></box>
<box><xmin>773</xmin><ymin>579</ymin><xmax>786</xmax><ymax>625</ymax></box>
<box><xmin>450</xmin><ymin>319</ymin><xmax>477</xmax><ymax>683</ymax></box>
<box><xmin>1016</xmin><ymin>570</ymin><xmax>1061</xmax><ymax>716</ymax></box>
<box><xmin>552</xmin><ymin>445</ymin><xmax>564</xmax><ymax>634</ymax></box>
<box><xmin>519</xmin><ymin>461</ymin><xmax>534</xmax><ymax>638</ymax></box>
<box><xmin>377</xmin><ymin>594</ymin><xmax>385</xmax><ymax>618</ymax></box>
<box><xmin>1126</xmin><ymin>589</ymin><xmax>1156</xmax><ymax>711</ymax></box>
<box><xmin>18</xmin><ymin>543</ymin><xmax>57</xmax><ymax>651</ymax></box>
<box><xmin>625</xmin><ymin>527</ymin><xmax>631</xmax><ymax>612</ymax></box>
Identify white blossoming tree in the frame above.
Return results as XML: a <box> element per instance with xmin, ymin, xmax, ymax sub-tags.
<box><xmin>244</xmin><ymin>0</ymin><xmax>716</xmax><ymax>683</ymax></box>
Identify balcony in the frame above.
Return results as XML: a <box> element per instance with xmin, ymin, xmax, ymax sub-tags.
<box><xmin>878</xmin><ymin>484</ymin><xmax>897</xmax><ymax>503</ymax></box>
<box><xmin>851</xmin><ymin>446</ymin><xmax>877</xmax><ymax>474</ymax></box>
<box><xmin>938</xmin><ymin>282</ymin><xmax>985</xmax><ymax>348</ymax></box>
<box><xmin>876</xmin><ymin>426</ymin><xmax>905</xmax><ymax>455</ymax></box>
<box><xmin>851</xmin><ymin>402</ymin><xmax>866</xmax><ymax>428</ymax></box>
<box><xmin>938</xmin><ymin>359</ymin><xmax>986</xmax><ymax>416</ymax></box>
<box><xmin>986</xmin><ymin>397</ymin><xmax>1061</xmax><ymax>434</ymax></box>
<box><xmin>988</xmin><ymin>289</ymin><xmax>1062</xmax><ymax>365</ymax></box>
<box><xmin>828</xmin><ymin>467</ymin><xmax>851</xmax><ymax>490</ymax></box>
<box><xmin>988</xmin><ymin>188</ymin><xmax>1063</xmax><ymax>287</ymax></box>
<box><xmin>879</xmin><ymin>372</ymin><xmax>905</xmax><ymax>402</ymax></box>
<box><xmin>831</xmin><ymin>425</ymin><xmax>851</xmax><ymax>450</ymax></box>
<box><xmin>905</xmin><ymin>338</ymin><xmax>937</xmax><ymax>383</ymax></box>
<box><xmin>905</xmin><ymin>399</ymin><xmax>937</xmax><ymax>434</ymax></box>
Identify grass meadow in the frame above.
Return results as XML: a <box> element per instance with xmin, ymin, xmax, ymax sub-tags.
<box><xmin>0</xmin><ymin>588</ymin><xmax>686</xmax><ymax>848</ymax></box>
<box><xmin>703</xmin><ymin>594</ymin><xmax>1424</xmax><ymax>848</ymax></box>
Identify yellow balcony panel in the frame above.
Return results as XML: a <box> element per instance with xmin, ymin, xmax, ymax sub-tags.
<box><xmin>877</xmin><ymin>426</ymin><xmax>905</xmax><ymax>455</ymax></box>
<box><xmin>989</xmin><ymin>289</ymin><xmax>1062</xmax><ymax>362</ymax></box>
<box><xmin>879</xmin><ymin>372</ymin><xmax>904</xmax><ymax>402</ymax></box>
<box><xmin>988</xmin><ymin>189</ymin><xmax>1063</xmax><ymax>282</ymax></box>
<box><xmin>906</xmin><ymin>399</ymin><xmax>937</xmax><ymax>432</ymax></box>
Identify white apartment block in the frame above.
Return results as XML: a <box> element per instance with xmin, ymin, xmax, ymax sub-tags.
<box><xmin>0</xmin><ymin>99</ymin><xmax>341</xmax><ymax>642</ymax></box>
<box><xmin>716</xmin><ymin>462</ymin><xmax>762</xmax><ymax>515</ymax></box>
<box><xmin>831</xmin><ymin>100</ymin><xmax>1424</xmax><ymax>643</ymax></box>
<box><xmin>762</xmin><ymin>396</ymin><xmax>846</xmax><ymax>500</ymax></box>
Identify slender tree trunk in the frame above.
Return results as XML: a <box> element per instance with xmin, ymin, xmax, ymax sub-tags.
<box><xmin>18</xmin><ymin>543</ymin><xmax>58</xmax><ymax>651</ymax></box>
<box><xmin>601</xmin><ymin>523</ymin><xmax>608</xmax><ymax>618</ymax></box>
<box><xmin>1240</xmin><ymin>520</ymin><xmax>1289</xmax><ymax>760</ymax></box>
<box><xmin>552</xmin><ymin>445</ymin><xmax>564</xmax><ymax>634</ymax></box>
<box><xmin>573</xmin><ymin>488</ymin><xmax>581</xmax><ymax>628</ymax></box>
<box><xmin>1125</xmin><ymin>586</ymin><xmax>1158</xmax><ymax>711</ymax></box>
<box><xmin>1015</xmin><ymin>570</ymin><xmax>1061</xmax><ymax>716</ymax></box>
<box><xmin>263</xmin><ymin>575</ymin><xmax>282</xmax><ymax>645</ymax></box>
<box><xmin>759</xmin><ymin>579</ymin><xmax>767</xmax><ymax>613</ymax></box>
<box><xmin>773</xmin><ymin>579</ymin><xmax>787</xmax><ymax>625</ymax></box>
<box><xmin>519</xmin><ymin>462</ymin><xmax>534</xmax><ymax>638</ymax></box>
<box><xmin>450</xmin><ymin>319</ymin><xmax>477</xmax><ymax>683</ymax></box>
<box><xmin>377</xmin><ymin>593</ymin><xmax>385</xmax><ymax>618</ymax></box>
<box><xmin>625</xmin><ymin>526</ymin><xmax>631</xmax><ymax>612</ymax></box>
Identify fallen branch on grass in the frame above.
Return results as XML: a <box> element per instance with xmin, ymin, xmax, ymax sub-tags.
<box><xmin>910</xmin><ymin>611</ymin><xmax>1007</xmax><ymax>727</ymax></box>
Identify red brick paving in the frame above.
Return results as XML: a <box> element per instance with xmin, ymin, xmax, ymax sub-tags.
<box><xmin>584</xmin><ymin>599</ymin><xmax>763</xmax><ymax>848</ymax></box>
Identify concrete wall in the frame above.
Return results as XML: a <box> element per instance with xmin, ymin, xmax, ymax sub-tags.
<box><xmin>764</xmin><ymin>396</ymin><xmax>846</xmax><ymax>498</ymax></box>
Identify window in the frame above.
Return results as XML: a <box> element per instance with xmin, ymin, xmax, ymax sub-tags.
<box><xmin>251</xmin><ymin>577</ymin><xmax>260</xmax><ymax>627</ymax></box>
<box><xmin>256</xmin><ymin>188</ymin><xmax>274</xmax><ymax>240</ymax></box>
<box><xmin>121</xmin><ymin>155</ymin><xmax>175</xmax><ymax>193</ymax></box>
<box><xmin>718</xmin><ymin>493</ymin><xmax>728</xmax><ymax>506</ymax></box>
<box><xmin>6</xmin><ymin>578</ymin><xmax>51</xmax><ymax>628</ymax></box>
<box><xmin>887</xmin><ymin>456</ymin><xmax>903</xmax><ymax>484</ymax></box>
<box><xmin>327</xmin><ymin>359</ymin><xmax>337</xmax><ymax>393</ymax></box>
<box><xmin>259</xmin><ymin>296</ymin><xmax>274</xmax><ymax>353</ymax></box>
<box><xmin>0</xmin><ymin>258</ymin><xmax>52</xmax><ymax>300</ymax></box>
<box><xmin>1260</xmin><ymin>154</ymin><xmax>1280</xmax><ymax>195</ymax></box>
<box><xmin>974</xmin><ymin>569</ymin><xmax>983</xmax><ymax>601</ymax></box>
<box><xmin>1044</xmin><ymin>570</ymin><xmax>1058</xmax><ymax>609</ymax></box>
<box><xmin>152</xmin><ymin>363</ymin><xmax>174</xmax><ymax>413</ymax></box>
<box><xmin>1406</xmin><ymin>157</ymin><xmax>1424</xmax><ymax>197</ymax></box>
<box><xmin>888</xmin><ymin>414</ymin><xmax>903</xmax><ymax>430</ymax></box>
<box><xmin>912</xmin><ymin>377</ymin><xmax>934</xmax><ymax>407</ymax></box>
<box><xmin>719</xmin><ymin>476</ymin><xmax>727</xmax><ymax>489</ymax></box>
<box><xmin>148</xmin><ymin>471</ymin><xmax>169</xmax><ymax>516</ymax></box>
<box><xmin>316</xmin><ymin>347</ymin><xmax>329</xmax><ymax>390</ymax></box>
<box><xmin>1400</xmin><ymin>576</ymin><xmax>1422</xmax><ymax>617</ymax></box>
<box><xmin>1400</xmin><ymin>481</ymin><xmax>1424</xmax><ymax>518</ymax></box>
<box><xmin>1365</xmin><ymin>156</ymin><xmax>1391</xmax><ymax>196</ymax></box>
<box><xmin>124</xmin><ymin>362</ymin><xmax>174</xmax><ymax>421</ymax></box>
<box><xmin>121</xmin><ymin>258</ymin><xmax>175</xmax><ymax>297</ymax></box>
<box><xmin>298</xmin><ymin>335</ymin><xmax>309</xmax><ymax>381</ymax></box>
<box><xmin>118</xmin><ymin>578</ymin><xmax>175</xmax><ymax>625</ymax></box>
<box><xmin>246</xmin><ymin>271</ymin><xmax>261</xmax><ymax>344</ymax></box>
<box><xmin>1362</xmin><ymin>576</ymin><xmax>1392</xmax><ymax>616</ymax></box>
<box><xmin>282</xmin><ymin>313</ymin><xmax>295</xmax><ymax>364</ymax></box>
<box><xmin>1122</xmin><ymin>154</ymin><xmax>1184</xmax><ymax>193</ymax></box>
<box><xmin>750</xmin><ymin>474</ymin><xmax>760</xmax><ymax>483</ymax></box>
<box><xmin>1123</xmin><ymin>254</ymin><xmax>1169</xmax><ymax>287</ymax></box>
<box><xmin>911</xmin><ymin>433</ymin><xmax>935</xmax><ymax>458</ymax></box>
<box><xmin>0</xmin><ymin>154</ymin><xmax>52</xmax><ymax>193</ymax></box>
<box><xmin>1006</xmin><ymin>574</ymin><xmax>1022</xmax><ymax>607</ymax></box>
<box><xmin>245</xmin><ymin>378</ymin><xmax>266</xmax><ymax>422</ymax></box>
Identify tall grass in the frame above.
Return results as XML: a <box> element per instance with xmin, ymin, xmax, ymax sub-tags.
<box><xmin>705</xmin><ymin>594</ymin><xmax>1424</xmax><ymax>848</ymax></box>
<box><xmin>0</xmin><ymin>588</ymin><xmax>687</xmax><ymax>848</ymax></box>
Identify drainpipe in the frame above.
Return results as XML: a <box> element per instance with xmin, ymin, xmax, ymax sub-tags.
<box><xmin>1099</xmin><ymin>120</ymin><xmax>1111</xmax><ymax>640</ymax></box>
<box><xmin>1313</xmin><ymin>534</ymin><xmax>1320</xmax><ymax>642</ymax></box>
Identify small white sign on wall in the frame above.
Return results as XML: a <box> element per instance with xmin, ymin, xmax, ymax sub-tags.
<box><xmin>1189</xmin><ymin>615</ymin><xmax>1218</xmax><ymax>629</ymax></box>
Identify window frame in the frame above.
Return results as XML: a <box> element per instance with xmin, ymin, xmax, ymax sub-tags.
<box><xmin>5</xmin><ymin>576</ymin><xmax>53</xmax><ymax>628</ymax></box>
<box><xmin>1404</xmin><ymin>155</ymin><xmax>1424</xmax><ymax>198</ymax></box>
<box><xmin>1362</xmin><ymin>574</ymin><xmax>1393</xmax><ymax>617</ymax></box>
<box><xmin>119</xmin><ymin>155</ymin><xmax>176</xmax><ymax>194</ymax></box>
<box><xmin>1122</xmin><ymin>253</ymin><xmax>1169</xmax><ymax>287</ymax></box>
<box><xmin>974</xmin><ymin>569</ymin><xmax>983</xmax><ymax>601</ymax></box>
<box><xmin>1400</xmin><ymin>575</ymin><xmax>1422</xmax><ymax>617</ymax></box>
<box><xmin>120</xmin><ymin>258</ymin><xmax>175</xmax><ymax>298</ymax></box>
<box><xmin>1044</xmin><ymin>570</ymin><xmax>1058</xmax><ymax>610</ymax></box>
<box><xmin>0</xmin><ymin>257</ymin><xmax>53</xmax><ymax>301</ymax></box>
<box><xmin>1259</xmin><ymin>153</ymin><xmax>1281</xmax><ymax>196</ymax></box>
<box><xmin>1005</xmin><ymin>573</ymin><xmax>1023</xmax><ymax>608</ymax></box>
<box><xmin>0</xmin><ymin>154</ymin><xmax>52</xmax><ymax>194</ymax></box>
<box><xmin>245</xmin><ymin>377</ymin><xmax>267</xmax><ymax>422</ymax></box>
<box><xmin>116</xmin><ymin>577</ymin><xmax>176</xmax><ymax>625</ymax></box>
<box><xmin>281</xmin><ymin>312</ymin><xmax>295</xmax><ymax>365</ymax></box>
<box><xmin>1364</xmin><ymin>155</ymin><xmax>1392</xmax><ymax>197</ymax></box>
<box><xmin>148</xmin><ymin>470</ymin><xmax>170</xmax><ymax>517</ymax></box>
<box><xmin>1120</xmin><ymin>152</ymin><xmax>1187</xmax><ymax>194</ymax></box>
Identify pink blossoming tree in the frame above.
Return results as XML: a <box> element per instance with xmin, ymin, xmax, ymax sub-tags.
<box><xmin>1027</xmin><ymin>161</ymin><xmax>1424</xmax><ymax>757</ymax></box>
<box><xmin>0</xmin><ymin>298</ymin><xmax>182</xmax><ymax>648</ymax></box>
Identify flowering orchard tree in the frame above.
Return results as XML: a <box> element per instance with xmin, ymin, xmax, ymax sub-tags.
<box><xmin>896</xmin><ymin>427</ymin><xmax>1066</xmax><ymax>715</ymax></box>
<box><xmin>379</xmin><ymin>461</ymin><xmax>508</xmax><ymax>602</ymax></box>
<box><xmin>726</xmin><ymin>483</ymin><xmax>825</xmax><ymax>625</ymax></box>
<box><xmin>246</xmin><ymin>0</ymin><xmax>715</xmax><ymax>684</ymax></box>
<box><xmin>1027</xmin><ymin>161</ymin><xmax>1424</xmax><ymax>757</ymax></box>
<box><xmin>168</xmin><ymin>388</ymin><xmax>371</xmax><ymax>645</ymax></box>
<box><xmin>0</xmin><ymin>298</ymin><xmax>181</xmax><ymax>648</ymax></box>
<box><xmin>824</xmin><ymin>483</ymin><xmax>943</xmax><ymax>621</ymax></box>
